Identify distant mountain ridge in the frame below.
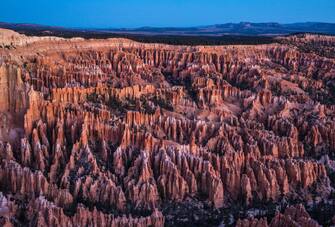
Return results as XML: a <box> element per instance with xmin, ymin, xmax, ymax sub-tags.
<box><xmin>1</xmin><ymin>21</ymin><xmax>335</xmax><ymax>36</ymax></box>
<box><xmin>110</xmin><ymin>22</ymin><xmax>335</xmax><ymax>36</ymax></box>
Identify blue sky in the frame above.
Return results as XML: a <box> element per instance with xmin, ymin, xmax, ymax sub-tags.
<box><xmin>2</xmin><ymin>0</ymin><xmax>335</xmax><ymax>28</ymax></box>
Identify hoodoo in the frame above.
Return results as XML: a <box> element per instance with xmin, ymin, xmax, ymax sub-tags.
<box><xmin>0</xmin><ymin>28</ymin><xmax>335</xmax><ymax>226</ymax></box>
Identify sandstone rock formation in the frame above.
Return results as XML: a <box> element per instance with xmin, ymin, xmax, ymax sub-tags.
<box><xmin>0</xmin><ymin>28</ymin><xmax>334</xmax><ymax>226</ymax></box>
<box><xmin>237</xmin><ymin>204</ymin><xmax>320</xmax><ymax>227</ymax></box>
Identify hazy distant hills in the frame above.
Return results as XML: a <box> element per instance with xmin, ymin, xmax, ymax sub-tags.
<box><xmin>108</xmin><ymin>22</ymin><xmax>335</xmax><ymax>36</ymax></box>
<box><xmin>1</xmin><ymin>22</ymin><xmax>335</xmax><ymax>36</ymax></box>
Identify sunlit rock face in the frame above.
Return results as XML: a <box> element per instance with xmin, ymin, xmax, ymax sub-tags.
<box><xmin>0</xmin><ymin>28</ymin><xmax>335</xmax><ymax>226</ymax></box>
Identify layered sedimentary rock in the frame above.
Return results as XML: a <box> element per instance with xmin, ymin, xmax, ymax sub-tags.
<box><xmin>0</xmin><ymin>28</ymin><xmax>335</xmax><ymax>226</ymax></box>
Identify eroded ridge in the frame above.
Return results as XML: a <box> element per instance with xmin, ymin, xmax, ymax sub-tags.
<box><xmin>0</xmin><ymin>28</ymin><xmax>335</xmax><ymax>226</ymax></box>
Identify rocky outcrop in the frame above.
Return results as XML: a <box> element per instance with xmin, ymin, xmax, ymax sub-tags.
<box><xmin>270</xmin><ymin>204</ymin><xmax>320</xmax><ymax>227</ymax></box>
<box><xmin>236</xmin><ymin>217</ymin><xmax>269</xmax><ymax>227</ymax></box>
<box><xmin>237</xmin><ymin>204</ymin><xmax>320</xmax><ymax>227</ymax></box>
<box><xmin>27</xmin><ymin>196</ymin><xmax>164</xmax><ymax>227</ymax></box>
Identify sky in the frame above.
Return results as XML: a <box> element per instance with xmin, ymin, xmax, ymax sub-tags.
<box><xmin>2</xmin><ymin>0</ymin><xmax>335</xmax><ymax>28</ymax></box>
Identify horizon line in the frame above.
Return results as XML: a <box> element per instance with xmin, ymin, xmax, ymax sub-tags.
<box><xmin>1</xmin><ymin>20</ymin><xmax>335</xmax><ymax>30</ymax></box>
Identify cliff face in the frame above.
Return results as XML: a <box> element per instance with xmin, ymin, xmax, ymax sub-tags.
<box><xmin>0</xmin><ymin>29</ymin><xmax>335</xmax><ymax>226</ymax></box>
